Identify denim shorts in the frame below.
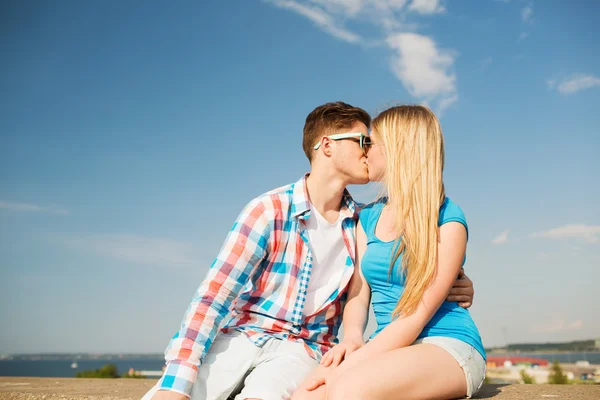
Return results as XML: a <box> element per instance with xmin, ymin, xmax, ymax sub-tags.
<box><xmin>413</xmin><ymin>336</ymin><xmax>486</xmax><ymax>398</ymax></box>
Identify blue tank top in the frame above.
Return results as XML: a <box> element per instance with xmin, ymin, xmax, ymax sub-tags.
<box><xmin>359</xmin><ymin>197</ymin><xmax>486</xmax><ymax>359</ymax></box>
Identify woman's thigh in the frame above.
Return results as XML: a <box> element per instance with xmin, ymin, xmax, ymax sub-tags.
<box><xmin>328</xmin><ymin>343</ymin><xmax>467</xmax><ymax>400</ymax></box>
<box><xmin>290</xmin><ymin>365</ymin><xmax>330</xmax><ymax>400</ymax></box>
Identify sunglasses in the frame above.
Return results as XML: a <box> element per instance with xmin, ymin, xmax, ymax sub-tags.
<box><xmin>314</xmin><ymin>132</ymin><xmax>373</xmax><ymax>155</ymax></box>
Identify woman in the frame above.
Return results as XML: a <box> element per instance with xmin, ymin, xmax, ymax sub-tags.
<box><xmin>293</xmin><ymin>105</ymin><xmax>486</xmax><ymax>400</ymax></box>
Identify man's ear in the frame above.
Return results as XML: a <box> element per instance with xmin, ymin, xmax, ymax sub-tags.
<box><xmin>321</xmin><ymin>136</ymin><xmax>334</xmax><ymax>157</ymax></box>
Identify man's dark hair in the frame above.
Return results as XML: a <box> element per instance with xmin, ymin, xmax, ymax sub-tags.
<box><xmin>303</xmin><ymin>102</ymin><xmax>371</xmax><ymax>161</ymax></box>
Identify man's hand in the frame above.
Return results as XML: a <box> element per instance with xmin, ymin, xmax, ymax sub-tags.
<box><xmin>447</xmin><ymin>269</ymin><xmax>474</xmax><ymax>308</ymax></box>
<box><xmin>150</xmin><ymin>390</ymin><xmax>188</xmax><ymax>400</ymax></box>
<box><xmin>320</xmin><ymin>335</ymin><xmax>364</xmax><ymax>367</ymax></box>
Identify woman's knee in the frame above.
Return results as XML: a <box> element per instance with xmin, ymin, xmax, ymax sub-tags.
<box><xmin>290</xmin><ymin>390</ymin><xmax>305</xmax><ymax>400</ymax></box>
<box><xmin>327</xmin><ymin>377</ymin><xmax>366</xmax><ymax>400</ymax></box>
<box><xmin>291</xmin><ymin>388</ymin><xmax>316</xmax><ymax>400</ymax></box>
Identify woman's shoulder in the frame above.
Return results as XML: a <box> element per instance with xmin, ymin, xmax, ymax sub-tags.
<box><xmin>358</xmin><ymin>197</ymin><xmax>387</xmax><ymax>226</ymax></box>
<box><xmin>438</xmin><ymin>197</ymin><xmax>467</xmax><ymax>226</ymax></box>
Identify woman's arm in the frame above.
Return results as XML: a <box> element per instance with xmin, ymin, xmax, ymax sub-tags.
<box><xmin>341</xmin><ymin>221</ymin><xmax>372</xmax><ymax>339</ymax></box>
<box><xmin>320</xmin><ymin>221</ymin><xmax>371</xmax><ymax>367</ymax></box>
<box><xmin>346</xmin><ymin>221</ymin><xmax>467</xmax><ymax>363</ymax></box>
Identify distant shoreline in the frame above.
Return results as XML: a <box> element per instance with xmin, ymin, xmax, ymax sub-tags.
<box><xmin>488</xmin><ymin>350</ymin><xmax>600</xmax><ymax>355</ymax></box>
<box><xmin>0</xmin><ymin>354</ymin><xmax>164</xmax><ymax>361</ymax></box>
<box><xmin>3</xmin><ymin>351</ymin><xmax>600</xmax><ymax>362</ymax></box>
<box><xmin>485</xmin><ymin>339</ymin><xmax>600</xmax><ymax>354</ymax></box>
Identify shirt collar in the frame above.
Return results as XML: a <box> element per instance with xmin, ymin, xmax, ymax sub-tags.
<box><xmin>291</xmin><ymin>173</ymin><xmax>359</xmax><ymax>221</ymax></box>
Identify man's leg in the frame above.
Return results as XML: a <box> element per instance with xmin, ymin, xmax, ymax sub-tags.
<box><xmin>190</xmin><ymin>331</ymin><xmax>261</xmax><ymax>400</ymax></box>
<box><xmin>142</xmin><ymin>332</ymin><xmax>260</xmax><ymax>400</ymax></box>
<box><xmin>235</xmin><ymin>339</ymin><xmax>319</xmax><ymax>400</ymax></box>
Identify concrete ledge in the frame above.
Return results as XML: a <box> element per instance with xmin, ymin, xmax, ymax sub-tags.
<box><xmin>0</xmin><ymin>377</ymin><xmax>599</xmax><ymax>399</ymax></box>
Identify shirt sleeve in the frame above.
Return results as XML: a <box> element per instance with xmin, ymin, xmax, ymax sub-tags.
<box><xmin>158</xmin><ymin>198</ymin><xmax>271</xmax><ymax>397</ymax></box>
<box><xmin>438</xmin><ymin>198</ymin><xmax>468</xmax><ymax>239</ymax></box>
<box><xmin>438</xmin><ymin>198</ymin><xmax>468</xmax><ymax>267</ymax></box>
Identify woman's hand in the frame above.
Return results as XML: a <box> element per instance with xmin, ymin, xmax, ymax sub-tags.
<box><xmin>307</xmin><ymin>352</ymin><xmax>359</xmax><ymax>392</ymax></box>
<box><xmin>320</xmin><ymin>335</ymin><xmax>364</xmax><ymax>368</ymax></box>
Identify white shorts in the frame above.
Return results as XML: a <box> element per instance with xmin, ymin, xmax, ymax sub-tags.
<box><xmin>143</xmin><ymin>331</ymin><xmax>318</xmax><ymax>400</ymax></box>
<box><xmin>413</xmin><ymin>336</ymin><xmax>486</xmax><ymax>398</ymax></box>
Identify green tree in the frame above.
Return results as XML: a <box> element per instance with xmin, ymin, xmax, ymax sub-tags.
<box><xmin>520</xmin><ymin>369</ymin><xmax>535</xmax><ymax>384</ymax></box>
<box><xmin>76</xmin><ymin>363</ymin><xmax>120</xmax><ymax>378</ymax></box>
<box><xmin>547</xmin><ymin>361</ymin><xmax>569</xmax><ymax>384</ymax></box>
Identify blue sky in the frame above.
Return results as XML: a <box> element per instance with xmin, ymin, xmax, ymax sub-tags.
<box><xmin>1</xmin><ymin>0</ymin><xmax>598</xmax><ymax>354</ymax></box>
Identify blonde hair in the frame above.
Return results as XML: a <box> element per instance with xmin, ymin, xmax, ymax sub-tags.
<box><xmin>371</xmin><ymin>105</ymin><xmax>445</xmax><ymax>318</ymax></box>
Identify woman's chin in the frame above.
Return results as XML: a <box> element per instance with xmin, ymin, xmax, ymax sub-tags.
<box><xmin>368</xmin><ymin>173</ymin><xmax>383</xmax><ymax>183</ymax></box>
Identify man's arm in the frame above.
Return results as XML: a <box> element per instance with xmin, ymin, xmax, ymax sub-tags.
<box><xmin>156</xmin><ymin>199</ymin><xmax>271</xmax><ymax>398</ymax></box>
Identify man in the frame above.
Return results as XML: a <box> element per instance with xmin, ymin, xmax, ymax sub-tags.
<box><xmin>145</xmin><ymin>102</ymin><xmax>474</xmax><ymax>400</ymax></box>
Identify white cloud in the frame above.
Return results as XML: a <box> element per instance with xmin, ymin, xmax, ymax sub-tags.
<box><xmin>264</xmin><ymin>0</ymin><xmax>361</xmax><ymax>43</ymax></box>
<box><xmin>569</xmin><ymin>320</ymin><xmax>584</xmax><ymax>330</ymax></box>
<box><xmin>308</xmin><ymin>0</ymin><xmax>443</xmax><ymax>17</ymax></box>
<box><xmin>278</xmin><ymin>0</ymin><xmax>415</xmax><ymax>33</ymax></box>
<box><xmin>548</xmin><ymin>74</ymin><xmax>600</xmax><ymax>95</ymax></box>
<box><xmin>408</xmin><ymin>0</ymin><xmax>445</xmax><ymax>14</ymax></box>
<box><xmin>521</xmin><ymin>4</ymin><xmax>533</xmax><ymax>23</ymax></box>
<box><xmin>63</xmin><ymin>234</ymin><xmax>198</xmax><ymax>267</ymax></box>
<box><xmin>437</xmin><ymin>94</ymin><xmax>457</xmax><ymax>113</ymax></box>
<box><xmin>264</xmin><ymin>0</ymin><xmax>459</xmax><ymax>112</ymax></box>
<box><xmin>518</xmin><ymin>32</ymin><xmax>529</xmax><ymax>41</ymax></box>
<box><xmin>529</xmin><ymin>224</ymin><xmax>600</xmax><ymax>243</ymax></box>
<box><xmin>530</xmin><ymin>319</ymin><xmax>584</xmax><ymax>333</ymax></box>
<box><xmin>0</xmin><ymin>201</ymin><xmax>68</xmax><ymax>215</ymax></box>
<box><xmin>387</xmin><ymin>32</ymin><xmax>457</xmax><ymax>112</ymax></box>
<box><xmin>321</xmin><ymin>0</ymin><xmax>415</xmax><ymax>31</ymax></box>
<box><xmin>308</xmin><ymin>0</ymin><xmax>366</xmax><ymax>17</ymax></box>
<box><xmin>492</xmin><ymin>230</ymin><xmax>509</xmax><ymax>245</ymax></box>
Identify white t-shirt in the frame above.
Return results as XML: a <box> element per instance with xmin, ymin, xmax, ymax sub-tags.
<box><xmin>303</xmin><ymin>205</ymin><xmax>348</xmax><ymax>316</ymax></box>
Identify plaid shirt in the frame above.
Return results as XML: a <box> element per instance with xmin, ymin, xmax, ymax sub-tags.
<box><xmin>159</xmin><ymin>175</ymin><xmax>359</xmax><ymax>397</ymax></box>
